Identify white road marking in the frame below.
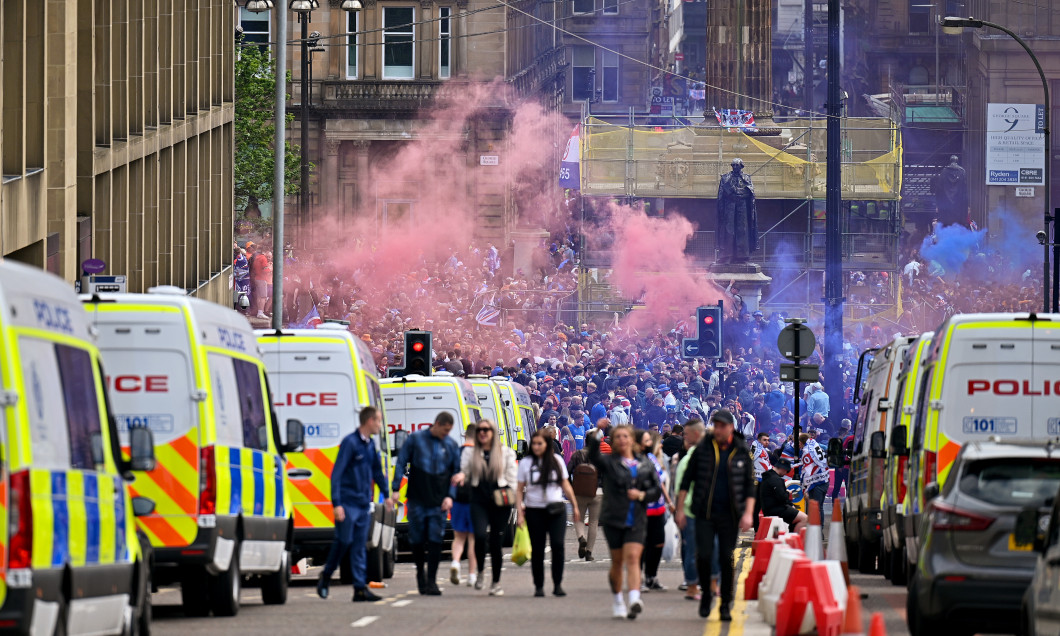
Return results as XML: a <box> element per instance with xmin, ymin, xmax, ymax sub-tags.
<box><xmin>351</xmin><ymin>616</ymin><xmax>379</xmax><ymax>628</ymax></box>
<box><xmin>392</xmin><ymin>599</ymin><xmax>413</xmax><ymax>607</ymax></box>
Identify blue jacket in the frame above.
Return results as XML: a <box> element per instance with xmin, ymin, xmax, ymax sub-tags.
<box><xmin>331</xmin><ymin>432</ymin><xmax>389</xmax><ymax>508</ymax></box>
<box><xmin>589</xmin><ymin>402</ymin><xmax>608</xmax><ymax>426</ymax></box>
<box><xmin>390</xmin><ymin>428</ymin><xmax>462</xmax><ymax>505</ymax></box>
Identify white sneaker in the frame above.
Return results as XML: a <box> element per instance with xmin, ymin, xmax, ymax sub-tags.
<box><xmin>628</xmin><ymin>597</ymin><xmax>644</xmax><ymax>619</ymax></box>
<box><xmin>255</xmin><ymin>312</ymin><xmax>268</xmax><ymax>319</ymax></box>
<box><xmin>612</xmin><ymin>597</ymin><xmax>628</xmax><ymax>619</ymax></box>
<box><xmin>467</xmin><ymin>572</ymin><xmax>476</xmax><ymax>588</ymax></box>
<box><xmin>489</xmin><ymin>582</ymin><xmax>504</xmax><ymax>596</ymax></box>
<box><xmin>450</xmin><ymin>564</ymin><xmax>460</xmax><ymax>585</ymax></box>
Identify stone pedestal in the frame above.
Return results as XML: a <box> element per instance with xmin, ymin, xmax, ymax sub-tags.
<box><xmin>709</xmin><ymin>262</ymin><xmax>772</xmax><ymax>314</ymax></box>
<box><xmin>511</xmin><ymin>229</ymin><xmax>550</xmax><ymax>277</ymax></box>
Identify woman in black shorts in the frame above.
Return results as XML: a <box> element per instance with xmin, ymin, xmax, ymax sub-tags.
<box><xmin>587</xmin><ymin>425</ymin><xmax>661</xmax><ymax>620</ymax></box>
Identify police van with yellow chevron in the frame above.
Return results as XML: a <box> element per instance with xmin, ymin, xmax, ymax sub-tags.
<box><xmin>0</xmin><ymin>260</ymin><xmax>156</xmax><ymax>636</ymax></box>
<box><xmin>83</xmin><ymin>288</ymin><xmax>304</xmax><ymax>618</ymax></box>
<box><xmin>906</xmin><ymin>312</ymin><xmax>1060</xmax><ymax>567</ymax></box>
<box><xmin>255</xmin><ymin>326</ymin><xmax>397</xmax><ymax>581</ymax></box>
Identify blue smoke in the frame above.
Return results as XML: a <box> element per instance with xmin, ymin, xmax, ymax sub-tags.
<box><xmin>920</xmin><ymin>223</ymin><xmax>986</xmax><ymax>280</ymax></box>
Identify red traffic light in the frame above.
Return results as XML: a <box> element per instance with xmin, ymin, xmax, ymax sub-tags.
<box><xmin>412</xmin><ymin>341</ymin><xmax>425</xmax><ymax>353</ymax></box>
<box><xmin>703</xmin><ymin>315</ymin><xmax>715</xmax><ymax>325</ymax></box>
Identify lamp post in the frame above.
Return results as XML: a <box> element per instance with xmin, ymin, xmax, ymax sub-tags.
<box><xmin>246</xmin><ymin>0</ymin><xmax>360</xmax><ymax>327</ymax></box>
<box><xmin>941</xmin><ymin>16</ymin><xmax>1051</xmax><ymax>312</ymax></box>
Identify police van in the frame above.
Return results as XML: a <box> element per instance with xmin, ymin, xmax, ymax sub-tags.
<box><xmin>490</xmin><ymin>378</ymin><xmax>537</xmax><ymax>442</ymax></box>
<box><xmin>467</xmin><ymin>376</ymin><xmax>524</xmax><ymax>455</ymax></box>
<box><xmin>84</xmin><ymin>289</ymin><xmax>304</xmax><ymax>618</ymax></box>
<box><xmin>907</xmin><ymin>312</ymin><xmax>1060</xmax><ymax>566</ymax></box>
<box><xmin>845</xmin><ymin>335</ymin><xmax>915</xmax><ymax>575</ymax></box>
<box><xmin>380</xmin><ymin>374</ymin><xmax>481</xmax><ymax>546</ymax></box>
<box><xmin>881</xmin><ymin>331</ymin><xmax>933</xmax><ymax>585</ymax></box>
<box><xmin>256</xmin><ymin>326</ymin><xmax>397</xmax><ymax>581</ymax></box>
<box><xmin>0</xmin><ymin>260</ymin><xmax>155</xmax><ymax>636</ymax></box>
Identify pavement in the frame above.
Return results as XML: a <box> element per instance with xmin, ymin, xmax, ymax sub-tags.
<box><xmin>148</xmin><ymin>526</ymin><xmax>915</xmax><ymax>636</ymax></box>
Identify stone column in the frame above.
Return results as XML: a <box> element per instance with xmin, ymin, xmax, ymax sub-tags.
<box><xmin>704</xmin><ymin>0</ymin><xmax>772</xmax><ymax>116</ymax></box>
<box><xmin>456</xmin><ymin>0</ymin><xmax>469</xmax><ymax>78</ymax></box>
<box><xmin>323</xmin><ymin>138</ymin><xmax>342</xmax><ymax>217</ymax></box>
<box><xmin>419</xmin><ymin>0</ymin><xmax>434</xmax><ymax>79</ymax></box>
<box><xmin>352</xmin><ymin>140</ymin><xmax>372</xmax><ymax>210</ymax></box>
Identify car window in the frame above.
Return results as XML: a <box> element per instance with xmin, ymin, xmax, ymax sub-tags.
<box><xmin>959</xmin><ymin>459</ymin><xmax>1060</xmax><ymax>508</ymax></box>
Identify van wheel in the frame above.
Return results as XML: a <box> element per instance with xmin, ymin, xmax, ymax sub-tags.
<box><xmin>180</xmin><ymin>570</ymin><xmax>211</xmax><ymax>617</ymax></box>
<box><xmin>261</xmin><ymin>550</ymin><xmax>290</xmax><ymax>605</ymax></box>
<box><xmin>366</xmin><ymin>545</ymin><xmax>385</xmax><ymax>584</ymax></box>
<box><xmin>209</xmin><ymin>550</ymin><xmax>241</xmax><ymax>617</ymax></box>
<box><xmin>857</xmin><ymin>537</ymin><xmax>879</xmax><ymax>574</ymax></box>
<box><xmin>383</xmin><ymin>542</ymin><xmax>396</xmax><ymax>579</ymax></box>
<box><xmin>132</xmin><ymin>559</ymin><xmax>152</xmax><ymax>636</ymax></box>
<box><xmin>881</xmin><ymin>540</ymin><xmax>893</xmax><ymax>580</ymax></box>
<box><xmin>891</xmin><ymin>545</ymin><xmax>908</xmax><ymax>586</ymax></box>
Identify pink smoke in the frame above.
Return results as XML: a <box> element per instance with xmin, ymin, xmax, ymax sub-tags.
<box><xmin>605</xmin><ymin>203</ymin><xmax>724</xmax><ymax>331</ymax></box>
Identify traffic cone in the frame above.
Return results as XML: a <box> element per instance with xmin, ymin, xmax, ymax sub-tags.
<box><xmin>868</xmin><ymin>612</ymin><xmax>886</xmax><ymax>636</ymax></box>
<box><xmin>826</xmin><ymin>501</ymin><xmax>850</xmax><ymax>586</ymax></box>
<box><xmin>841</xmin><ymin>585</ymin><xmax>865</xmax><ymax>636</ymax></box>
<box><xmin>804</xmin><ymin>500</ymin><xmax>824</xmax><ymax>561</ymax></box>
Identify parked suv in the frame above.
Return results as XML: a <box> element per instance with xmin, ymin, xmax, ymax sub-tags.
<box><xmin>1020</xmin><ymin>480</ymin><xmax>1060</xmax><ymax>636</ymax></box>
<box><xmin>907</xmin><ymin>439</ymin><xmax>1060</xmax><ymax>635</ymax></box>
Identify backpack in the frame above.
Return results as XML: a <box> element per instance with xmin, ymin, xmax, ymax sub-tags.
<box><xmin>572</xmin><ymin>461</ymin><xmax>599</xmax><ymax>497</ymax></box>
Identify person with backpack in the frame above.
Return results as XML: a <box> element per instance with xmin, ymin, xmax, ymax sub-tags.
<box><xmin>567</xmin><ymin>436</ymin><xmax>603</xmax><ymax>561</ymax></box>
<box><xmin>515</xmin><ymin>430</ymin><xmax>580</xmax><ymax>597</ymax></box>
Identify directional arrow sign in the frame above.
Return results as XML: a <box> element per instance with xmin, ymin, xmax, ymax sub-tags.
<box><xmin>682</xmin><ymin>338</ymin><xmax>700</xmax><ymax>360</ymax></box>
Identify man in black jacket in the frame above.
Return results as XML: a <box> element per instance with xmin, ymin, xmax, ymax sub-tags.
<box><xmin>757</xmin><ymin>455</ymin><xmax>807</xmax><ymax>532</ymax></box>
<box><xmin>675</xmin><ymin>410</ymin><xmax>755</xmax><ymax>621</ymax></box>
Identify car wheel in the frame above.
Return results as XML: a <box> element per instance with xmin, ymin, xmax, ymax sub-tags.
<box><xmin>907</xmin><ymin>578</ymin><xmax>942</xmax><ymax>636</ymax></box>
<box><xmin>209</xmin><ymin>549</ymin><xmax>241</xmax><ymax>617</ymax></box>
<box><xmin>180</xmin><ymin>570</ymin><xmax>211</xmax><ymax>617</ymax></box>
<box><xmin>261</xmin><ymin>550</ymin><xmax>290</xmax><ymax>605</ymax></box>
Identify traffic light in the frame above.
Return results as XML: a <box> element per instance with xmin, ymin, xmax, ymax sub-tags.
<box><xmin>697</xmin><ymin>305</ymin><xmax>723</xmax><ymax>358</ymax></box>
<box><xmin>389</xmin><ymin>330</ymin><xmax>433</xmax><ymax>378</ymax></box>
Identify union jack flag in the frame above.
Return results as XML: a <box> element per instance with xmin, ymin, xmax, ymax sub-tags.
<box><xmin>713</xmin><ymin>108</ymin><xmax>757</xmax><ymax>132</ymax></box>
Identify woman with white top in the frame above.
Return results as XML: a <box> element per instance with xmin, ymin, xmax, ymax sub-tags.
<box><xmin>516</xmin><ymin>430</ymin><xmax>580</xmax><ymax>597</ymax></box>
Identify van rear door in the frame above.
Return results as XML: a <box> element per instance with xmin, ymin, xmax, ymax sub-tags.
<box><xmin>1032</xmin><ymin>321</ymin><xmax>1060</xmax><ymax>439</ymax></box>
<box><xmin>938</xmin><ymin>326</ymin><xmax>1035</xmax><ymax>484</ymax></box>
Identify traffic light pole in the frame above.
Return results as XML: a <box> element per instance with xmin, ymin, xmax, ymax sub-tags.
<box><xmin>822</xmin><ymin>0</ymin><xmax>844</xmax><ymax>419</ymax></box>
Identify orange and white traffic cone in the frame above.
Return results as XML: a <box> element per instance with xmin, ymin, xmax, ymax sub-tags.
<box><xmin>826</xmin><ymin>500</ymin><xmax>850</xmax><ymax>586</ymax></box>
<box><xmin>805</xmin><ymin>500</ymin><xmax>824</xmax><ymax>562</ymax></box>
<box><xmin>840</xmin><ymin>585</ymin><xmax>865</xmax><ymax>636</ymax></box>
<box><xmin>868</xmin><ymin>612</ymin><xmax>886</xmax><ymax>636</ymax></box>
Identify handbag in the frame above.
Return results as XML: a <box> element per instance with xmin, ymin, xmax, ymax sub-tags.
<box><xmin>546</xmin><ymin>501</ymin><xmax>566</xmax><ymax>516</ymax></box>
<box><xmin>493</xmin><ymin>487</ymin><xmax>516</xmax><ymax>507</ymax></box>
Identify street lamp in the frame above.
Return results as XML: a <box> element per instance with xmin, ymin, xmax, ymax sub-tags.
<box><xmin>243</xmin><ymin>0</ymin><xmax>357</xmax><ymax>327</ymax></box>
<box><xmin>941</xmin><ymin>16</ymin><xmax>1052</xmax><ymax>312</ymax></box>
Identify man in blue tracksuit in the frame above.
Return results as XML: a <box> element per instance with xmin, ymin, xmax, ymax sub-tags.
<box><xmin>388</xmin><ymin>411</ymin><xmax>464</xmax><ymax>595</ymax></box>
<box><xmin>317</xmin><ymin>406</ymin><xmax>390</xmax><ymax>602</ymax></box>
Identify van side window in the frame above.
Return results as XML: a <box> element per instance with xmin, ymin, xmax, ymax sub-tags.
<box><xmin>56</xmin><ymin>345</ymin><xmax>104</xmax><ymax>469</ymax></box>
<box><xmin>208</xmin><ymin>353</ymin><xmax>246</xmax><ymax>448</ymax></box>
<box><xmin>233</xmin><ymin>358</ymin><xmax>268</xmax><ymax>451</ymax></box>
<box><xmin>853</xmin><ymin>389</ymin><xmax>872</xmax><ymax>454</ymax></box>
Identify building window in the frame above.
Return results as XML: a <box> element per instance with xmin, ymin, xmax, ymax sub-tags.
<box><xmin>239</xmin><ymin>7</ymin><xmax>270</xmax><ymax>48</ymax></box>
<box><xmin>572</xmin><ymin>0</ymin><xmax>593</xmax><ymax>14</ymax></box>
<box><xmin>440</xmin><ymin>7</ymin><xmax>452</xmax><ymax>79</ymax></box>
<box><xmin>572</xmin><ymin>45</ymin><xmax>595</xmax><ymax>101</ymax></box>
<box><xmin>603</xmin><ymin>0</ymin><xmax>618</xmax><ymax>14</ymax></box>
<box><xmin>908</xmin><ymin>0</ymin><xmax>931</xmax><ymax>34</ymax></box>
<box><xmin>602</xmin><ymin>50</ymin><xmax>619</xmax><ymax>101</ymax></box>
<box><xmin>382</xmin><ymin>201</ymin><xmax>414</xmax><ymax>226</ymax></box>
<box><xmin>384</xmin><ymin>7</ymin><xmax>415</xmax><ymax>79</ymax></box>
<box><xmin>347</xmin><ymin>10</ymin><xmax>359</xmax><ymax>78</ymax></box>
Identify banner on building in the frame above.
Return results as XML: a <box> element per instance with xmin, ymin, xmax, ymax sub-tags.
<box><xmin>713</xmin><ymin>108</ymin><xmax>757</xmax><ymax>132</ymax></box>
<box><xmin>559</xmin><ymin>125</ymin><xmax>580</xmax><ymax>190</ymax></box>
<box><xmin>985</xmin><ymin>103</ymin><xmax>1045</xmax><ymax>186</ymax></box>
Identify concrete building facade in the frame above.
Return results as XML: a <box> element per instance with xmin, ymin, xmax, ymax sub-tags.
<box><xmin>0</xmin><ymin>0</ymin><xmax>235</xmax><ymax>302</ymax></box>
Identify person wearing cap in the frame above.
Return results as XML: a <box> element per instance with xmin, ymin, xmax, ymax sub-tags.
<box><xmin>757</xmin><ymin>453</ymin><xmax>807</xmax><ymax>532</ymax></box>
<box><xmin>661</xmin><ymin>384</ymin><xmax>678</xmax><ymax>409</ymax></box>
<box><xmin>675</xmin><ymin>409</ymin><xmax>755</xmax><ymax>621</ymax></box>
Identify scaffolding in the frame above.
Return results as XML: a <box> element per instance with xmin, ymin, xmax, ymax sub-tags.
<box><xmin>578</xmin><ymin>114</ymin><xmax>902</xmax><ymax>200</ymax></box>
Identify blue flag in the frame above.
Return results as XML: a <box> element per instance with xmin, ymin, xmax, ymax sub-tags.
<box><xmin>559</xmin><ymin>125</ymin><xmax>580</xmax><ymax>190</ymax></box>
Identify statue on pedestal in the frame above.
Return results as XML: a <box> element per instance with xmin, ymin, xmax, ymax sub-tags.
<box><xmin>716</xmin><ymin>158</ymin><xmax>759</xmax><ymax>264</ymax></box>
<box><xmin>934</xmin><ymin>155</ymin><xmax>968</xmax><ymax>227</ymax></box>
